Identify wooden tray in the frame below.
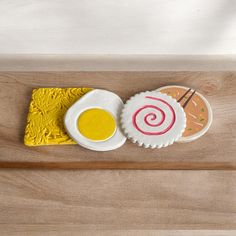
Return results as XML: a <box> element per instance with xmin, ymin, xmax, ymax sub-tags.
<box><xmin>0</xmin><ymin>72</ymin><xmax>235</xmax><ymax>170</ymax></box>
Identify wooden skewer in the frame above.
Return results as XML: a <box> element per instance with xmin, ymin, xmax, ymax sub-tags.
<box><xmin>177</xmin><ymin>88</ymin><xmax>196</xmax><ymax>109</ymax></box>
<box><xmin>0</xmin><ymin>161</ymin><xmax>235</xmax><ymax>170</ymax></box>
<box><xmin>182</xmin><ymin>90</ymin><xmax>196</xmax><ymax>108</ymax></box>
<box><xmin>177</xmin><ymin>88</ymin><xmax>191</xmax><ymax>102</ymax></box>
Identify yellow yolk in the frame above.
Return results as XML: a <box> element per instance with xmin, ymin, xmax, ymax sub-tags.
<box><xmin>77</xmin><ymin>108</ymin><xmax>116</xmax><ymax>141</ymax></box>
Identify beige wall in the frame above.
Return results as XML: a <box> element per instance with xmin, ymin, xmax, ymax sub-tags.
<box><xmin>0</xmin><ymin>0</ymin><xmax>235</xmax><ymax>54</ymax></box>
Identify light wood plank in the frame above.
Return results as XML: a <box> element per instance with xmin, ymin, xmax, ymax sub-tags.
<box><xmin>0</xmin><ymin>170</ymin><xmax>235</xmax><ymax>231</ymax></box>
<box><xmin>0</xmin><ymin>72</ymin><xmax>235</xmax><ymax>168</ymax></box>
<box><xmin>0</xmin><ymin>71</ymin><xmax>236</xmax><ymax>233</ymax></box>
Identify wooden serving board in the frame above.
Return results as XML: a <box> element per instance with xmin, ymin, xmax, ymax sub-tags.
<box><xmin>0</xmin><ymin>72</ymin><xmax>235</xmax><ymax>170</ymax></box>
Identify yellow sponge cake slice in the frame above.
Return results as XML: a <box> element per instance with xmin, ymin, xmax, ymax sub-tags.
<box><xmin>24</xmin><ymin>88</ymin><xmax>92</xmax><ymax>146</ymax></box>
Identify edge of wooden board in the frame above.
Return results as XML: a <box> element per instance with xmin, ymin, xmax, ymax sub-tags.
<box><xmin>0</xmin><ymin>161</ymin><xmax>235</xmax><ymax>170</ymax></box>
<box><xmin>0</xmin><ymin>54</ymin><xmax>236</xmax><ymax>71</ymax></box>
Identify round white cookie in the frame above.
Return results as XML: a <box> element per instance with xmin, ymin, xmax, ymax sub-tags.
<box><xmin>64</xmin><ymin>89</ymin><xmax>126</xmax><ymax>151</ymax></box>
<box><xmin>121</xmin><ymin>91</ymin><xmax>186</xmax><ymax>148</ymax></box>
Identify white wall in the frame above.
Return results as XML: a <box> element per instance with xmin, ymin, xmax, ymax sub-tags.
<box><xmin>0</xmin><ymin>0</ymin><xmax>236</xmax><ymax>54</ymax></box>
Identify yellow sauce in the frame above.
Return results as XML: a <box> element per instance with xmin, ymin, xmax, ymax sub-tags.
<box><xmin>24</xmin><ymin>88</ymin><xmax>92</xmax><ymax>146</ymax></box>
<box><xmin>160</xmin><ymin>87</ymin><xmax>208</xmax><ymax>137</ymax></box>
<box><xmin>77</xmin><ymin>108</ymin><xmax>116</xmax><ymax>141</ymax></box>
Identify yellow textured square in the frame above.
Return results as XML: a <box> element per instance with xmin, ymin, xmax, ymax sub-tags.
<box><xmin>24</xmin><ymin>88</ymin><xmax>92</xmax><ymax>146</ymax></box>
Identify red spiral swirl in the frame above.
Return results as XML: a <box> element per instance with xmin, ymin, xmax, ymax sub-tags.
<box><xmin>132</xmin><ymin>96</ymin><xmax>176</xmax><ymax>135</ymax></box>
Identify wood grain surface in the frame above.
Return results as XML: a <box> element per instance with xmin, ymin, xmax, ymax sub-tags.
<box><xmin>0</xmin><ymin>72</ymin><xmax>236</xmax><ymax>169</ymax></box>
<box><xmin>0</xmin><ymin>170</ymin><xmax>236</xmax><ymax>234</ymax></box>
<box><xmin>0</xmin><ymin>72</ymin><xmax>236</xmax><ymax>234</ymax></box>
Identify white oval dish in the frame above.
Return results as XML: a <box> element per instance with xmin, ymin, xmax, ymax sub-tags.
<box><xmin>64</xmin><ymin>89</ymin><xmax>126</xmax><ymax>151</ymax></box>
<box><xmin>121</xmin><ymin>91</ymin><xmax>186</xmax><ymax>148</ymax></box>
<box><xmin>157</xmin><ymin>85</ymin><xmax>213</xmax><ymax>143</ymax></box>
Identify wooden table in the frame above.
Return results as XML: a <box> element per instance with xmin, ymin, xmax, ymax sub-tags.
<box><xmin>0</xmin><ymin>72</ymin><xmax>236</xmax><ymax>235</ymax></box>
